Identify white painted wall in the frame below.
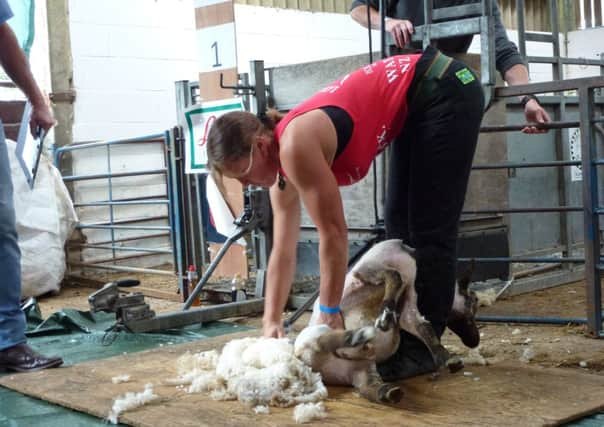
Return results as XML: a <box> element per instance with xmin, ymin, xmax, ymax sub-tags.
<box><xmin>565</xmin><ymin>27</ymin><xmax>604</xmax><ymax>79</ymax></box>
<box><xmin>234</xmin><ymin>5</ymin><xmax>380</xmax><ymax>74</ymax></box>
<box><xmin>69</xmin><ymin>0</ymin><xmax>199</xmax><ymax>142</ymax></box>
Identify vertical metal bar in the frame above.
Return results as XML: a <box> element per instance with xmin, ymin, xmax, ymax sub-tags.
<box><xmin>167</xmin><ymin>129</ymin><xmax>185</xmax><ymax>295</ymax></box>
<box><xmin>593</xmin><ymin>0</ymin><xmax>603</xmax><ymax>26</ymax></box>
<box><xmin>174</xmin><ymin>126</ymin><xmax>189</xmax><ymax>298</ymax></box>
<box><xmin>184</xmin><ymin>151</ymin><xmax>197</xmax><ymax>272</ymax></box>
<box><xmin>584</xmin><ymin>0</ymin><xmax>593</xmax><ymax>28</ymax></box>
<box><xmin>480</xmin><ymin>0</ymin><xmax>495</xmax><ymax>86</ymax></box>
<box><xmin>578</xmin><ymin>86</ymin><xmax>602</xmax><ymax>336</ymax></box>
<box><xmin>249</xmin><ymin>60</ymin><xmax>267</xmax><ymax>115</ymax></box>
<box><xmin>422</xmin><ymin>0</ymin><xmax>433</xmax><ymax>50</ymax></box>
<box><xmin>249</xmin><ymin>62</ymin><xmax>271</xmax><ymax>298</ymax></box>
<box><xmin>601</xmin><ymin>53</ymin><xmax>604</xmax><ymax>91</ymax></box>
<box><xmin>106</xmin><ymin>144</ymin><xmax>117</xmax><ymax>263</ymax></box>
<box><xmin>195</xmin><ymin>175</ymin><xmax>209</xmax><ymax>268</ymax></box>
<box><xmin>175</xmin><ymin>80</ymin><xmax>206</xmax><ymax>281</ymax></box>
<box><xmin>550</xmin><ymin>0</ymin><xmax>573</xmax><ymax>266</ymax></box>
<box><xmin>517</xmin><ymin>0</ymin><xmax>527</xmax><ymax>59</ymax></box>
<box><xmin>550</xmin><ymin>0</ymin><xmax>562</xmax><ymax>81</ymax></box>
<box><xmin>379</xmin><ymin>0</ymin><xmax>387</xmax><ymax>58</ymax></box>
<box><xmin>164</xmin><ymin>131</ymin><xmax>178</xmax><ymax>272</ymax></box>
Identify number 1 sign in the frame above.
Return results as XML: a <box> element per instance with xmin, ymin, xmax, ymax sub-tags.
<box><xmin>194</xmin><ymin>0</ymin><xmax>239</xmax><ymax>101</ymax></box>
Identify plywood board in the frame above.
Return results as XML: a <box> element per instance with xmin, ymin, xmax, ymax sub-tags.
<box><xmin>2</xmin><ymin>330</ymin><xmax>604</xmax><ymax>427</ymax></box>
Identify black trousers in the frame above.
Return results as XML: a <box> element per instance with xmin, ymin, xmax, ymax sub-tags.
<box><xmin>384</xmin><ymin>54</ymin><xmax>485</xmax><ymax>337</ymax></box>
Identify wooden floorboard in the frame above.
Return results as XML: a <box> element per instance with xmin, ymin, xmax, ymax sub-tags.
<box><xmin>1</xmin><ymin>330</ymin><xmax>604</xmax><ymax>426</ymax></box>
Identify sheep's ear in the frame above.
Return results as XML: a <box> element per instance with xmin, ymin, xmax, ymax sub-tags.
<box><xmin>458</xmin><ymin>260</ymin><xmax>474</xmax><ymax>292</ymax></box>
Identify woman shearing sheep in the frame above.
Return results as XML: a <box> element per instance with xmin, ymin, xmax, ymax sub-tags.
<box><xmin>206</xmin><ymin>47</ymin><xmax>484</xmax><ymax>381</ymax></box>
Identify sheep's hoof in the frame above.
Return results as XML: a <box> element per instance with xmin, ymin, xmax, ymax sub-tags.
<box><xmin>346</xmin><ymin>326</ymin><xmax>376</xmax><ymax>347</ymax></box>
<box><xmin>375</xmin><ymin>307</ymin><xmax>397</xmax><ymax>331</ymax></box>
<box><xmin>446</xmin><ymin>356</ymin><xmax>464</xmax><ymax>374</ymax></box>
<box><xmin>378</xmin><ymin>383</ymin><xmax>403</xmax><ymax>404</ymax></box>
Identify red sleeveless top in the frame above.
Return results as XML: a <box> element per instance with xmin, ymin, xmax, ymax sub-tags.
<box><xmin>275</xmin><ymin>54</ymin><xmax>421</xmax><ymax>186</ymax></box>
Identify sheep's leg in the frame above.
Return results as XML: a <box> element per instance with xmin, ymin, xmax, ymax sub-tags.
<box><xmin>354</xmin><ymin>269</ymin><xmax>405</xmax><ymax>332</ymax></box>
<box><xmin>315</xmin><ymin>326</ymin><xmax>375</xmax><ymax>356</ymax></box>
<box><xmin>375</xmin><ymin>270</ymin><xmax>406</xmax><ymax>332</ymax></box>
<box><xmin>399</xmin><ymin>286</ymin><xmax>450</xmax><ymax>368</ymax></box>
<box><xmin>352</xmin><ymin>364</ymin><xmax>403</xmax><ymax>404</ymax></box>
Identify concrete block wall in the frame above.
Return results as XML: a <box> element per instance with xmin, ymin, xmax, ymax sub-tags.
<box><xmin>69</xmin><ymin>0</ymin><xmax>199</xmax><ymax>142</ymax></box>
<box><xmin>234</xmin><ymin>4</ymin><xmax>380</xmax><ymax>74</ymax></box>
<box><xmin>566</xmin><ymin>27</ymin><xmax>604</xmax><ymax>79</ymax></box>
<box><xmin>66</xmin><ymin>0</ymin><xmax>199</xmax><ymax>269</ymax></box>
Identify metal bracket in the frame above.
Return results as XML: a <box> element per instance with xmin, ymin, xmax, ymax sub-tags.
<box><xmin>219</xmin><ymin>73</ymin><xmax>255</xmax><ymax>95</ymax></box>
<box><xmin>49</xmin><ymin>90</ymin><xmax>77</xmax><ymax>104</ymax></box>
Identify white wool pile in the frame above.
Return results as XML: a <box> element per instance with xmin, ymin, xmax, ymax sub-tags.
<box><xmin>474</xmin><ymin>288</ymin><xmax>499</xmax><ymax>307</ymax></box>
<box><xmin>111</xmin><ymin>374</ymin><xmax>131</xmax><ymax>384</ymax></box>
<box><xmin>293</xmin><ymin>402</ymin><xmax>327</xmax><ymax>424</ymax></box>
<box><xmin>107</xmin><ymin>383</ymin><xmax>158</xmax><ymax>424</ymax></box>
<box><xmin>254</xmin><ymin>405</ymin><xmax>270</xmax><ymax>414</ymax></box>
<box><xmin>463</xmin><ymin>347</ymin><xmax>487</xmax><ymax>366</ymax></box>
<box><xmin>171</xmin><ymin>337</ymin><xmax>328</xmax><ymax>408</ymax></box>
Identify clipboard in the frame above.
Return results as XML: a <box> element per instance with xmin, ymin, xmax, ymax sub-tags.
<box><xmin>15</xmin><ymin>102</ymin><xmax>46</xmax><ymax>189</ymax></box>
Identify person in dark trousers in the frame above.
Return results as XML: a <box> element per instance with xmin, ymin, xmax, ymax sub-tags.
<box><xmin>350</xmin><ymin>0</ymin><xmax>551</xmax><ymax>133</ymax></box>
<box><xmin>206</xmin><ymin>47</ymin><xmax>484</xmax><ymax>380</ymax></box>
<box><xmin>0</xmin><ymin>0</ymin><xmax>62</xmax><ymax>372</ymax></box>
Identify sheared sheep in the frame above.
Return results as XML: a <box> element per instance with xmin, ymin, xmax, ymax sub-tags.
<box><xmin>294</xmin><ymin>239</ymin><xmax>478</xmax><ymax>404</ymax></box>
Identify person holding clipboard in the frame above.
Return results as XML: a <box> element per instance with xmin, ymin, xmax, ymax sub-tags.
<box><xmin>0</xmin><ymin>0</ymin><xmax>62</xmax><ymax>373</ymax></box>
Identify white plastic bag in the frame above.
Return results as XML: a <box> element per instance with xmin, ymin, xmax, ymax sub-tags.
<box><xmin>7</xmin><ymin>140</ymin><xmax>78</xmax><ymax>298</ymax></box>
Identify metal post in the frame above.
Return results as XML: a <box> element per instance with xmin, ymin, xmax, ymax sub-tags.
<box><xmin>379</xmin><ymin>0</ymin><xmax>387</xmax><ymax>58</ymax></box>
<box><xmin>166</xmin><ymin>129</ymin><xmax>185</xmax><ymax>295</ymax></box>
<box><xmin>106</xmin><ymin>144</ymin><xmax>117</xmax><ymax>263</ymax></box>
<box><xmin>548</xmin><ymin>0</ymin><xmax>573</xmax><ymax>268</ymax></box>
<box><xmin>248</xmin><ymin>62</ymin><xmax>272</xmax><ymax>298</ymax></box>
<box><xmin>175</xmin><ymin>80</ymin><xmax>208</xmax><ymax>278</ymax></box>
<box><xmin>579</xmin><ymin>86</ymin><xmax>602</xmax><ymax>336</ymax></box>
<box><xmin>249</xmin><ymin>60</ymin><xmax>267</xmax><ymax>115</ymax></box>
<box><xmin>517</xmin><ymin>0</ymin><xmax>527</xmax><ymax>59</ymax></box>
<box><xmin>422</xmin><ymin>0</ymin><xmax>433</xmax><ymax>50</ymax></box>
<box><xmin>480</xmin><ymin>0</ymin><xmax>495</xmax><ymax>87</ymax></box>
<box><xmin>195</xmin><ymin>175</ymin><xmax>209</xmax><ymax>268</ymax></box>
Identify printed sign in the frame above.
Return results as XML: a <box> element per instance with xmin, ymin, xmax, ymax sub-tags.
<box><xmin>569</xmin><ymin>128</ymin><xmax>582</xmax><ymax>182</ymax></box>
<box><xmin>196</xmin><ymin>23</ymin><xmax>237</xmax><ymax>73</ymax></box>
<box><xmin>183</xmin><ymin>98</ymin><xmax>243</xmax><ymax>174</ymax></box>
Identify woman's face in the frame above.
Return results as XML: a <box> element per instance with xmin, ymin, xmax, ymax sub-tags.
<box><xmin>222</xmin><ymin>135</ymin><xmax>279</xmax><ymax>188</ymax></box>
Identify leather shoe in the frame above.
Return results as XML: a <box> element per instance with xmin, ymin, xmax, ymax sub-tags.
<box><xmin>0</xmin><ymin>343</ymin><xmax>63</xmax><ymax>373</ymax></box>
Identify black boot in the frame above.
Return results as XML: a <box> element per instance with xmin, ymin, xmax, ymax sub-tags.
<box><xmin>377</xmin><ymin>330</ymin><xmax>444</xmax><ymax>381</ymax></box>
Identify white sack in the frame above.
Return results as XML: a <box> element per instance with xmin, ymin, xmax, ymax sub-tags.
<box><xmin>7</xmin><ymin>140</ymin><xmax>78</xmax><ymax>298</ymax></box>
<box><xmin>205</xmin><ymin>174</ymin><xmax>245</xmax><ymax>246</ymax></box>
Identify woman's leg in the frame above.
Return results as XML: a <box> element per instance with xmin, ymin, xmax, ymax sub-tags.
<box><xmin>406</xmin><ymin>63</ymin><xmax>484</xmax><ymax>337</ymax></box>
<box><xmin>379</xmin><ymin>60</ymin><xmax>484</xmax><ymax>381</ymax></box>
<box><xmin>384</xmin><ymin>128</ymin><xmax>411</xmax><ymax>242</ymax></box>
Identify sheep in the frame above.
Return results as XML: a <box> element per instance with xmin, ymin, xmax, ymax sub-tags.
<box><xmin>294</xmin><ymin>239</ymin><xmax>478</xmax><ymax>404</ymax></box>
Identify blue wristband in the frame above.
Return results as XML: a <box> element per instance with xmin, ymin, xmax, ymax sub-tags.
<box><xmin>319</xmin><ymin>304</ymin><xmax>341</xmax><ymax>314</ymax></box>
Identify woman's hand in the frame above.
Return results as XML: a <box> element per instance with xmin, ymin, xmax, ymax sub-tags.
<box><xmin>317</xmin><ymin>311</ymin><xmax>345</xmax><ymax>330</ymax></box>
<box><xmin>263</xmin><ymin>317</ymin><xmax>285</xmax><ymax>338</ymax></box>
